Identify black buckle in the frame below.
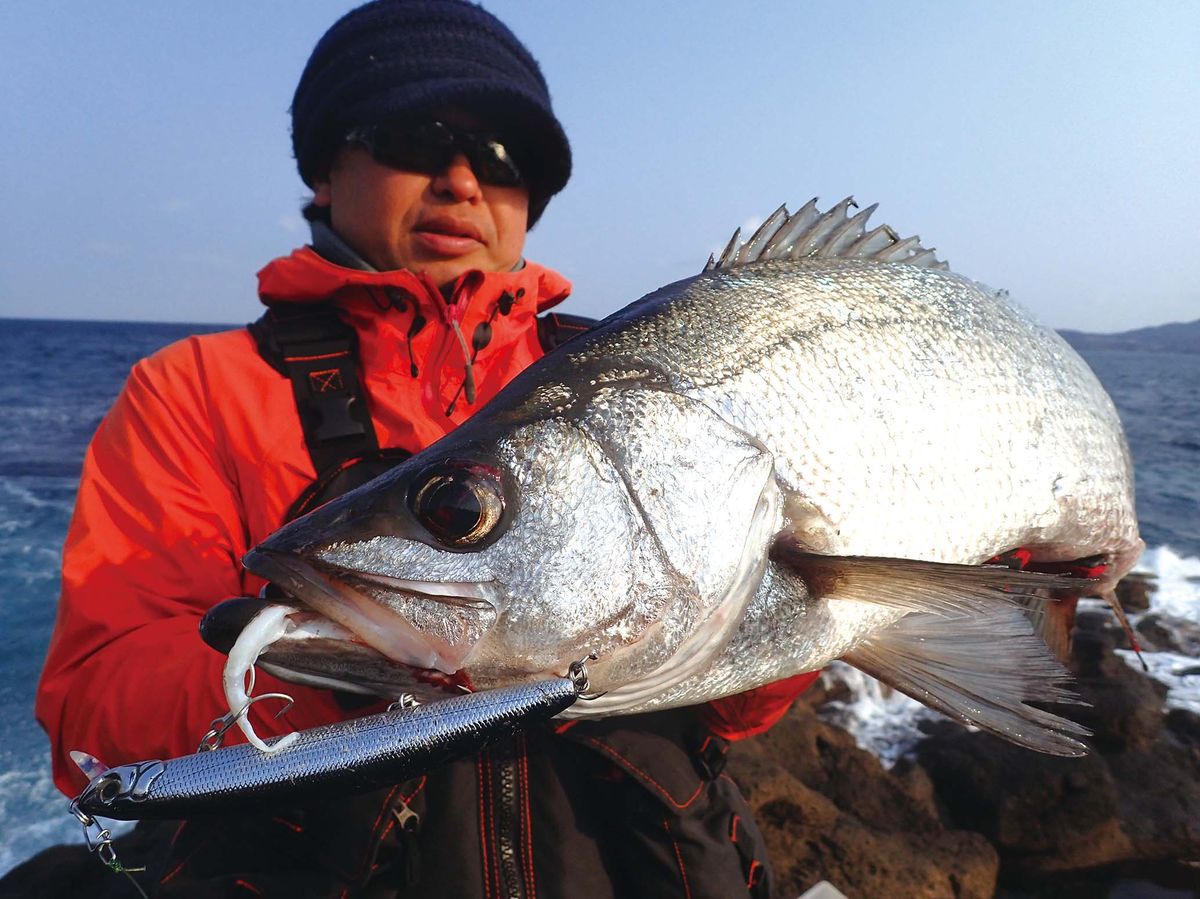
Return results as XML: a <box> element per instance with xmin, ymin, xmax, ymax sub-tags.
<box><xmin>309</xmin><ymin>393</ymin><xmax>366</xmax><ymax>442</ymax></box>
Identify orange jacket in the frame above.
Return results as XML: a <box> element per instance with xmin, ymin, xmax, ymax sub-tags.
<box><xmin>37</xmin><ymin>249</ymin><xmax>570</xmax><ymax>794</ymax></box>
<box><xmin>37</xmin><ymin>247</ymin><xmax>811</xmax><ymax>796</ymax></box>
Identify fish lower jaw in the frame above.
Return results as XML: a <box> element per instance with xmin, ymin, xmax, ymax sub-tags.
<box><xmin>242</xmin><ymin>548</ymin><xmax>462</xmax><ymax>674</ymax></box>
<box><xmin>256</xmin><ymin>657</ymin><xmax>469</xmax><ymax>700</ymax></box>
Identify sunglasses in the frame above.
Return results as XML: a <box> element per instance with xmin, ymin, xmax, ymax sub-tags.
<box><xmin>345</xmin><ymin>120</ymin><xmax>525</xmax><ymax>188</ymax></box>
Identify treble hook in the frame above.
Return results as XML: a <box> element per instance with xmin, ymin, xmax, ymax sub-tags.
<box><xmin>197</xmin><ymin>691</ymin><xmax>296</xmax><ymax>752</ymax></box>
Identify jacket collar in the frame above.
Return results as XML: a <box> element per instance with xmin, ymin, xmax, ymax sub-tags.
<box><xmin>255</xmin><ymin>236</ymin><xmax>572</xmax><ymax>425</ymax></box>
<box><xmin>256</xmin><ymin>242</ymin><xmax>569</xmax><ymax>318</ymax></box>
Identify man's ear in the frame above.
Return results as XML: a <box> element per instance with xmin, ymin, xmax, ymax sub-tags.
<box><xmin>312</xmin><ymin>179</ymin><xmax>332</xmax><ymax>207</ymax></box>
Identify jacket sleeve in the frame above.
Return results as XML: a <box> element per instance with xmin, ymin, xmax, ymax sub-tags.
<box><xmin>701</xmin><ymin>670</ymin><xmax>822</xmax><ymax>741</ymax></box>
<box><xmin>35</xmin><ymin>340</ymin><xmax>346</xmax><ymax>796</ymax></box>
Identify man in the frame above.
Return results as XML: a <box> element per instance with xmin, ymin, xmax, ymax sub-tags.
<box><xmin>35</xmin><ymin>2</ymin><xmax>811</xmax><ymax>895</ymax></box>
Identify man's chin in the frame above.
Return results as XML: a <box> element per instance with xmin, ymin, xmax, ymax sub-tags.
<box><xmin>410</xmin><ymin>253</ymin><xmax>515</xmax><ymax>285</ymax></box>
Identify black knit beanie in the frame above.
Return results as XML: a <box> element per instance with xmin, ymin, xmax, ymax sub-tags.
<box><xmin>292</xmin><ymin>0</ymin><xmax>571</xmax><ymax>227</ymax></box>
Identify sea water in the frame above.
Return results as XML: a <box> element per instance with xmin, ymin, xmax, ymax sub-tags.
<box><xmin>0</xmin><ymin>321</ymin><xmax>1196</xmax><ymax>873</ymax></box>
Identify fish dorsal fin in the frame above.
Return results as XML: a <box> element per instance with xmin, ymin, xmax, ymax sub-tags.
<box><xmin>704</xmin><ymin>197</ymin><xmax>949</xmax><ymax>273</ymax></box>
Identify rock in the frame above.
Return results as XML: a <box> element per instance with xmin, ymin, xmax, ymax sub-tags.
<box><xmin>915</xmin><ymin>606</ymin><xmax>1200</xmax><ymax>880</ymax></box>
<box><xmin>916</xmin><ymin>727</ymin><xmax>1135</xmax><ymax>871</ymax></box>
<box><xmin>727</xmin><ymin>702</ymin><xmax>998</xmax><ymax>899</ymax></box>
<box><xmin>728</xmin><ymin>599</ymin><xmax>1200</xmax><ymax>895</ymax></box>
<box><xmin>1070</xmin><ymin>609</ymin><xmax>1167</xmax><ymax>754</ymax></box>
<box><xmin>1114</xmin><ymin>573</ymin><xmax>1156</xmax><ymax>612</ymax></box>
<box><xmin>1135</xmin><ymin>612</ymin><xmax>1200</xmax><ymax>656</ymax></box>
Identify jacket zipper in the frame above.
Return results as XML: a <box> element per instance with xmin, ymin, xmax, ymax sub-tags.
<box><xmin>490</xmin><ymin>736</ymin><xmax>527</xmax><ymax>899</ymax></box>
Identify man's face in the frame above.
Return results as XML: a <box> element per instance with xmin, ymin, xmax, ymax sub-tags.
<box><xmin>313</xmin><ymin>135</ymin><xmax>530</xmax><ymax>285</ymax></box>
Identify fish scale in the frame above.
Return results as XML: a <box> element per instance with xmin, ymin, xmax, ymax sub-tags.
<box><xmin>534</xmin><ymin>258</ymin><xmax>1135</xmax><ymax>570</ymax></box>
<box><xmin>230</xmin><ymin>199</ymin><xmax>1139</xmax><ymax>757</ymax></box>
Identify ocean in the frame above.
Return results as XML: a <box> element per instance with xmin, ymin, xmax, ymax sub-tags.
<box><xmin>0</xmin><ymin>317</ymin><xmax>1197</xmax><ymax>875</ymax></box>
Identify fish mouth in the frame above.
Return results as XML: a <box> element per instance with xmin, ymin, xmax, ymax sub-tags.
<box><xmin>242</xmin><ymin>547</ymin><xmax>496</xmax><ymax>677</ymax></box>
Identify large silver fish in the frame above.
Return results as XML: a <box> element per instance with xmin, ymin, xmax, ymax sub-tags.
<box><xmin>227</xmin><ymin>198</ymin><xmax>1141</xmax><ymax>757</ymax></box>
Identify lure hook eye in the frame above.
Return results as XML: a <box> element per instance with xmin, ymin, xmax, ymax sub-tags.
<box><xmin>96</xmin><ymin>774</ymin><xmax>124</xmax><ymax>804</ymax></box>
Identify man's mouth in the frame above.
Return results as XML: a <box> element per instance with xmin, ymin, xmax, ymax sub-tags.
<box><xmin>413</xmin><ymin>217</ymin><xmax>484</xmax><ymax>254</ymax></box>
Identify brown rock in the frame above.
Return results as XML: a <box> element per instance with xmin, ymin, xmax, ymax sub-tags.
<box><xmin>916</xmin><ymin>731</ymin><xmax>1135</xmax><ymax>870</ymax></box>
<box><xmin>1070</xmin><ymin>609</ymin><xmax>1167</xmax><ymax>753</ymax></box>
<box><xmin>915</xmin><ymin>606</ymin><xmax>1200</xmax><ymax>880</ymax></box>
<box><xmin>1114</xmin><ymin>573</ymin><xmax>1155</xmax><ymax>612</ymax></box>
<box><xmin>730</xmin><ymin>591</ymin><xmax>1200</xmax><ymax>895</ymax></box>
<box><xmin>728</xmin><ymin>702</ymin><xmax>999</xmax><ymax>898</ymax></box>
<box><xmin>1135</xmin><ymin>612</ymin><xmax>1200</xmax><ymax>656</ymax></box>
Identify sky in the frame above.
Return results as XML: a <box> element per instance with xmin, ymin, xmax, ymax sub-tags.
<box><xmin>1</xmin><ymin>1</ymin><xmax>1196</xmax><ymax>333</ymax></box>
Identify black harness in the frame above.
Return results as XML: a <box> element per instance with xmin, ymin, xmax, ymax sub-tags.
<box><xmin>249</xmin><ymin>303</ymin><xmax>595</xmax><ymax>520</ymax></box>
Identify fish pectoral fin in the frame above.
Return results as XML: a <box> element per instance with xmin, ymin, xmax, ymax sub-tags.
<box><xmin>769</xmin><ymin>535</ymin><xmax>1099</xmax><ymax>619</ymax></box>
<box><xmin>844</xmin><ymin>608</ymin><xmax>1091</xmax><ymax>757</ymax></box>
<box><xmin>1005</xmin><ymin>591</ymin><xmax>1078</xmax><ymax>665</ymax></box>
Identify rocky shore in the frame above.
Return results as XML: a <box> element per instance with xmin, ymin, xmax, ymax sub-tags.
<box><xmin>729</xmin><ymin>579</ymin><xmax>1200</xmax><ymax>898</ymax></box>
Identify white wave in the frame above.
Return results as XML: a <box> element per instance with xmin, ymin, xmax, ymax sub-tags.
<box><xmin>818</xmin><ymin>544</ymin><xmax>1200</xmax><ymax>766</ymax></box>
<box><xmin>1116</xmin><ymin>544</ymin><xmax>1200</xmax><ymax>708</ymax></box>
<box><xmin>816</xmin><ymin>662</ymin><xmax>943</xmax><ymax>767</ymax></box>
<box><xmin>1132</xmin><ymin>544</ymin><xmax>1200</xmax><ymax>623</ymax></box>
<box><xmin>1117</xmin><ymin>649</ymin><xmax>1200</xmax><ymax>715</ymax></box>
<box><xmin>0</xmin><ymin>478</ymin><xmax>72</xmax><ymax>512</ymax></box>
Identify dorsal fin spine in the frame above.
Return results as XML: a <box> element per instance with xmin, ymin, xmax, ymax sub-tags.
<box><xmin>706</xmin><ymin>197</ymin><xmax>948</xmax><ymax>272</ymax></box>
<box><xmin>706</xmin><ymin>227</ymin><xmax>742</xmax><ymax>272</ymax></box>
<box><xmin>876</xmin><ymin>235</ymin><xmax>922</xmax><ymax>262</ymax></box>
<box><xmin>822</xmin><ymin>203</ymin><xmax>878</xmax><ymax>258</ymax></box>
<box><xmin>741</xmin><ymin>205</ymin><xmax>789</xmax><ymax>263</ymax></box>
<box><xmin>846</xmin><ymin>223</ymin><xmax>899</xmax><ymax>256</ymax></box>
<box><xmin>763</xmin><ymin>198</ymin><xmax>821</xmax><ymax>257</ymax></box>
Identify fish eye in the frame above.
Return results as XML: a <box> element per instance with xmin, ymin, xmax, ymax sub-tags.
<box><xmin>409</xmin><ymin>461</ymin><xmax>506</xmax><ymax>548</ymax></box>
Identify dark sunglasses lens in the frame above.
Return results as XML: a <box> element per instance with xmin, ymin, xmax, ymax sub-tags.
<box><xmin>370</xmin><ymin>122</ymin><xmax>455</xmax><ymax>174</ymax></box>
<box><xmin>464</xmin><ymin>137</ymin><xmax>524</xmax><ymax>187</ymax></box>
<box><xmin>365</xmin><ymin>122</ymin><xmax>523</xmax><ymax>187</ymax></box>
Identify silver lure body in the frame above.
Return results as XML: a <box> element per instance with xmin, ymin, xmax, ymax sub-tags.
<box><xmin>73</xmin><ymin>676</ymin><xmax>580</xmax><ymax>820</ymax></box>
<box><xmin>245</xmin><ymin>202</ymin><xmax>1140</xmax><ymax>750</ymax></box>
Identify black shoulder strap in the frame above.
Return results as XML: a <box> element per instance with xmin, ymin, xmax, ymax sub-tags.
<box><xmin>248</xmin><ymin>303</ymin><xmax>596</xmax><ymax>510</ymax></box>
<box><xmin>248</xmin><ymin>304</ymin><xmax>379</xmax><ymax>477</ymax></box>
<box><xmin>537</xmin><ymin>311</ymin><xmax>596</xmax><ymax>353</ymax></box>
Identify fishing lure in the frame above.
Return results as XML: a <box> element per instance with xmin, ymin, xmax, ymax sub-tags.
<box><xmin>71</xmin><ymin>668</ymin><xmax>587</xmax><ymax>821</ymax></box>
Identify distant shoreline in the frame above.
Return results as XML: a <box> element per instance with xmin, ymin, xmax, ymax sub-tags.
<box><xmin>1060</xmin><ymin>318</ymin><xmax>1199</xmax><ymax>355</ymax></box>
<box><xmin>3</xmin><ymin>315</ymin><xmax>1197</xmax><ymax>355</ymax></box>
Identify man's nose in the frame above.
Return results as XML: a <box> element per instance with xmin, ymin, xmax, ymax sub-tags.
<box><xmin>432</xmin><ymin>152</ymin><xmax>482</xmax><ymax>202</ymax></box>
